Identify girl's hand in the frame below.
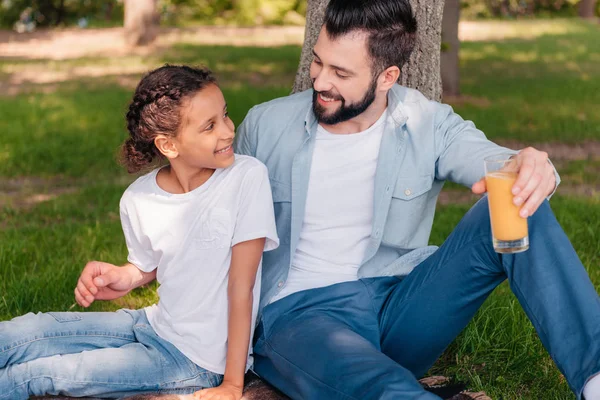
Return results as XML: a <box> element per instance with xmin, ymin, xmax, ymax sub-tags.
<box><xmin>193</xmin><ymin>381</ymin><xmax>243</xmax><ymax>400</ymax></box>
<box><xmin>75</xmin><ymin>261</ymin><xmax>133</xmax><ymax>307</ymax></box>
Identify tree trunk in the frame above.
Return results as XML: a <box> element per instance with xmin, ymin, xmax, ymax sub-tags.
<box><xmin>292</xmin><ymin>0</ymin><xmax>329</xmax><ymax>94</ymax></box>
<box><xmin>578</xmin><ymin>0</ymin><xmax>597</xmax><ymax>18</ymax></box>
<box><xmin>441</xmin><ymin>0</ymin><xmax>460</xmax><ymax>97</ymax></box>
<box><xmin>55</xmin><ymin>0</ymin><xmax>66</xmax><ymax>26</ymax></box>
<box><xmin>124</xmin><ymin>0</ymin><xmax>159</xmax><ymax>47</ymax></box>
<box><xmin>292</xmin><ymin>0</ymin><xmax>444</xmax><ymax>101</ymax></box>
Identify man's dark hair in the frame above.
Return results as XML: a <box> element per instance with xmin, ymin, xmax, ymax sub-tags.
<box><xmin>324</xmin><ymin>0</ymin><xmax>418</xmax><ymax>77</ymax></box>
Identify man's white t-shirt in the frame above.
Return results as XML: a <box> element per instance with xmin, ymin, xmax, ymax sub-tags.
<box><xmin>119</xmin><ymin>155</ymin><xmax>279</xmax><ymax>374</ymax></box>
<box><xmin>272</xmin><ymin>111</ymin><xmax>387</xmax><ymax>302</ymax></box>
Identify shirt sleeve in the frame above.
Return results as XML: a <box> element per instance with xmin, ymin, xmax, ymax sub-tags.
<box><xmin>433</xmin><ymin>101</ymin><xmax>560</xmax><ymax>197</ymax></box>
<box><xmin>120</xmin><ymin>195</ymin><xmax>158</xmax><ymax>272</ymax></box>
<box><xmin>231</xmin><ymin>162</ymin><xmax>279</xmax><ymax>252</ymax></box>
<box><xmin>233</xmin><ymin>106</ymin><xmax>257</xmax><ymax>157</ymax></box>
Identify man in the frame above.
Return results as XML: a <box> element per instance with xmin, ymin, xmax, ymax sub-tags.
<box><xmin>234</xmin><ymin>0</ymin><xmax>600</xmax><ymax>399</ymax></box>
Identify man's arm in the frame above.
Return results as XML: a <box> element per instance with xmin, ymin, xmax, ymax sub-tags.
<box><xmin>434</xmin><ymin>102</ymin><xmax>559</xmax><ymax>217</ymax></box>
<box><xmin>234</xmin><ymin>108</ymin><xmax>257</xmax><ymax>157</ymax></box>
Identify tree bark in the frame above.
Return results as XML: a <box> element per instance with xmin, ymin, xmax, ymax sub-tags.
<box><xmin>292</xmin><ymin>0</ymin><xmax>329</xmax><ymax>94</ymax></box>
<box><xmin>124</xmin><ymin>0</ymin><xmax>159</xmax><ymax>47</ymax></box>
<box><xmin>292</xmin><ymin>0</ymin><xmax>444</xmax><ymax>101</ymax></box>
<box><xmin>441</xmin><ymin>0</ymin><xmax>460</xmax><ymax>97</ymax></box>
<box><xmin>578</xmin><ymin>0</ymin><xmax>597</xmax><ymax>18</ymax></box>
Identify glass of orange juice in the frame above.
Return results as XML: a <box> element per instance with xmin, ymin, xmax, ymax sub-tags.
<box><xmin>484</xmin><ymin>154</ymin><xmax>529</xmax><ymax>253</ymax></box>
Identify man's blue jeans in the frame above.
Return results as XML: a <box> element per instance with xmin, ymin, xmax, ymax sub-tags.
<box><xmin>253</xmin><ymin>198</ymin><xmax>600</xmax><ymax>400</ymax></box>
<box><xmin>0</xmin><ymin>308</ymin><xmax>222</xmax><ymax>399</ymax></box>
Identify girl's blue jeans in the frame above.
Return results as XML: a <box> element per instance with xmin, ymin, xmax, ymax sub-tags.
<box><xmin>0</xmin><ymin>308</ymin><xmax>222</xmax><ymax>399</ymax></box>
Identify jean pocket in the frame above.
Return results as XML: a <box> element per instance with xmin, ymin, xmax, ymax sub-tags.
<box><xmin>48</xmin><ymin>312</ymin><xmax>83</xmax><ymax>323</ymax></box>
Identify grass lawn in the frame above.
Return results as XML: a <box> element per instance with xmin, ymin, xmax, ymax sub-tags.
<box><xmin>1</xmin><ymin>18</ymin><xmax>599</xmax><ymax>399</ymax></box>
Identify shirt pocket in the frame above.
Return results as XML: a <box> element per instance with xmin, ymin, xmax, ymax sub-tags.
<box><xmin>383</xmin><ymin>175</ymin><xmax>434</xmax><ymax>248</ymax></box>
<box><xmin>192</xmin><ymin>208</ymin><xmax>232</xmax><ymax>250</ymax></box>
<box><xmin>270</xmin><ymin>179</ymin><xmax>291</xmax><ymax>245</ymax></box>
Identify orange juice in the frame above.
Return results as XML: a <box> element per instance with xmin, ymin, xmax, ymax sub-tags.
<box><xmin>485</xmin><ymin>171</ymin><xmax>528</xmax><ymax>241</ymax></box>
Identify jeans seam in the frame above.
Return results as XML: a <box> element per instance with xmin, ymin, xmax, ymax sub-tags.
<box><xmin>0</xmin><ymin>333</ymin><xmax>136</xmax><ymax>353</ymax></box>
<box><xmin>263</xmin><ymin>339</ymin><xmax>360</xmax><ymax>400</ymax></box>
<box><xmin>163</xmin><ymin>370</ymin><xmax>221</xmax><ymax>386</ymax></box>
<box><xmin>1</xmin><ymin>374</ymin><xmax>160</xmax><ymax>399</ymax></box>
<box><xmin>360</xmin><ymin>279</ymin><xmax>383</xmax><ymax>318</ymax></box>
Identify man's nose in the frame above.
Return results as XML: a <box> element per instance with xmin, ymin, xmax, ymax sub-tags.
<box><xmin>312</xmin><ymin>71</ymin><xmax>332</xmax><ymax>93</ymax></box>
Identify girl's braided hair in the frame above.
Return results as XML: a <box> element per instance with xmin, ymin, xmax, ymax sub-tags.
<box><xmin>122</xmin><ymin>65</ymin><xmax>216</xmax><ymax>173</ymax></box>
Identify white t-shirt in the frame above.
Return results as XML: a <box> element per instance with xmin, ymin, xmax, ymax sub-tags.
<box><xmin>272</xmin><ymin>111</ymin><xmax>386</xmax><ymax>302</ymax></box>
<box><xmin>119</xmin><ymin>155</ymin><xmax>279</xmax><ymax>374</ymax></box>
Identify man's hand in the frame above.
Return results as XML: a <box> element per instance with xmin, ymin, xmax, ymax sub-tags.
<box><xmin>472</xmin><ymin>147</ymin><xmax>556</xmax><ymax>218</ymax></box>
<box><xmin>74</xmin><ymin>261</ymin><xmax>134</xmax><ymax>307</ymax></box>
<box><xmin>193</xmin><ymin>381</ymin><xmax>243</xmax><ymax>400</ymax></box>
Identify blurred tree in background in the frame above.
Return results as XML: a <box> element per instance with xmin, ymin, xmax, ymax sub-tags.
<box><xmin>0</xmin><ymin>0</ymin><xmax>307</xmax><ymax>29</ymax></box>
<box><xmin>1</xmin><ymin>0</ymin><xmax>597</xmax><ymax>30</ymax></box>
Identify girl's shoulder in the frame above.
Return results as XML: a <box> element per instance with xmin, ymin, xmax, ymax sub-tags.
<box><xmin>120</xmin><ymin>168</ymin><xmax>161</xmax><ymax>207</ymax></box>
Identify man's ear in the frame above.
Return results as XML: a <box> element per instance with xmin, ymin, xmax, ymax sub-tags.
<box><xmin>154</xmin><ymin>135</ymin><xmax>178</xmax><ymax>160</ymax></box>
<box><xmin>378</xmin><ymin>66</ymin><xmax>400</xmax><ymax>91</ymax></box>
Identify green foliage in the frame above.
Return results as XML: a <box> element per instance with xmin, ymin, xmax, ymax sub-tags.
<box><xmin>0</xmin><ymin>0</ymin><xmax>123</xmax><ymax>29</ymax></box>
<box><xmin>160</xmin><ymin>0</ymin><xmax>306</xmax><ymax>26</ymax></box>
<box><xmin>462</xmin><ymin>0</ymin><xmax>587</xmax><ymax>19</ymax></box>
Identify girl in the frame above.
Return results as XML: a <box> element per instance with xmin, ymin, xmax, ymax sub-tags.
<box><xmin>0</xmin><ymin>65</ymin><xmax>279</xmax><ymax>400</ymax></box>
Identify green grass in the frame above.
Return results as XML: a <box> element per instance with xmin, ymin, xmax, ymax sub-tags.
<box><xmin>449</xmin><ymin>19</ymin><xmax>600</xmax><ymax>143</ymax></box>
<box><xmin>1</xmin><ymin>19</ymin><xmax>599</xmax><ymax>399</ymax></box>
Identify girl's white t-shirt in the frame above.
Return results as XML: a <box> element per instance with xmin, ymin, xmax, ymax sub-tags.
<box><xmin>119</xmin><ymin>155</ymin><xmax>279</xmax><ymax>374</ymax></box>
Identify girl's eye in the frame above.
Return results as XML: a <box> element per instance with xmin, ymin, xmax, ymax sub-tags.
<box><xmin>224</xmin><ymin>111</ymin><xmax>229</xmax><ymax>119</ymax></box>
<box><xmin>313</xmin><ymin>59</ymin><xmax>322</xmax><ymax>65</ymax></box>
<box><xmin>205</xmin><ymin>123</ymin><xmax>214</xmax><ymax>131</ymax></box>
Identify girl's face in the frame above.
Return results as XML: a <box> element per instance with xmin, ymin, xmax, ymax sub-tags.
<box><xmin>172</xmin><ymin>84</ymin><xmax>235</xmax><ymax>170</ymax></box>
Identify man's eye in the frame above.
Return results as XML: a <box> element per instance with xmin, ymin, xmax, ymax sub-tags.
<box><xmin>335</xmin><ymin>71</ymin><xmax>348</xmax><ymax>79</ymax></box>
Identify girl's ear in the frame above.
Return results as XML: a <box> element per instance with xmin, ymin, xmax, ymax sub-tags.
<box><xmin>154</xmin><ymin>135</ymin><xmax>178</xmax><ymax>159</ymax></box>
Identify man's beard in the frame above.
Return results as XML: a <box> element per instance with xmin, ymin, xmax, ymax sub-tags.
<box><xmin>312</xmin><ymin>78</ymin><xmax>377</xmax><ymax>125</ymax></box>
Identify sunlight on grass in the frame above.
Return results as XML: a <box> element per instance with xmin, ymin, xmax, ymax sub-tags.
<box><xmin>460</xmin><ymin>18</ymin><xmax>592</xmax><ymax>41</ymax></box>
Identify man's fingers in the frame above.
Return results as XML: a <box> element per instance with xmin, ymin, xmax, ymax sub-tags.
<box><xmin>513</xmin><ymin>153</ymin><xmax>535</xmax><ymax>195</ymax></box>
<box><xmin>513</xmin><ymin>170</ymin><xmax>542</xmax><ymax>207</ymax></box>
<box><xmin>471</xmin><ymin>178</ymin><xmax>487</xmax><ymax>194</ymax></box>
<box><xmin>521</xmin><ymin>187</ymin><xmax>545</xmax><ymax>218</ymax></box>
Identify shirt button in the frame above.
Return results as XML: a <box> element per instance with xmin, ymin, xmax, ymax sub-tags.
<box><xmin>385</xmin><ymin>186</ymin><xmax>390</xmax><ymax>193</ymax></box>
<box><xmin>375</xmin><ymin>230</ymin><xmax>380</xmax><ymax>237</ymax></box>
<box><xmin>277</xmin><ymin>281</ymin><xmax>283</xmax><ymax>288</ymax></box>
<box><xmin>404</xmin><ymin>188</ymin><xmax>412</xmax><ymax>196</ymax></box>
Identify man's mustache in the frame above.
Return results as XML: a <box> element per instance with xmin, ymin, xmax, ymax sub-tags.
<box><xmin>315</xmin><ymin>90</ymin><xmax>344</xmax><ymax>102</ymax></box>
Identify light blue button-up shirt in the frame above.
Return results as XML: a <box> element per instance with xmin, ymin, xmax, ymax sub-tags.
<box><xmin>235</xmin><ymin>84</ymin><xmax>559</xmax><ymax>314</ymax></box>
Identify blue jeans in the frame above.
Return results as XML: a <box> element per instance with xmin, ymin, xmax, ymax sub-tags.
<box><xmin>0</xmin><ymin>308</ymin><xmax>222</xmax><ymax>399</ymax></box>
<box><xmin>253</xmin><ymin>198</ymin><xmax>600</xmax><ymax>400</ymax></box>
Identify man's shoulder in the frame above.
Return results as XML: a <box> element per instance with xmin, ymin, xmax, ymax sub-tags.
<box><xmin>246</xmin><ymin>89</ymin><xmax>312</xmax><ymax>120</ymax></box>
<box><xmin>389</xmin><ymin>84</ymin><xmax>449</xmax><ymax>122</ymax></box>
<box><xmin>391</xmin><ymin>84</ymin><xmax>440</xmax><ymax>108</ymax></box>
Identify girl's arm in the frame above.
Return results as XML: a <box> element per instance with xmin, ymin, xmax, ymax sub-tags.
<box><xmin>195</xmin><ymin>237</ymin><xmax>266</xmax><ymax>400</ymax></box>
<box><xmin>75</xmin><ymin>261</ymin><xmax>157</xmax><ymax>307</ymax></box>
